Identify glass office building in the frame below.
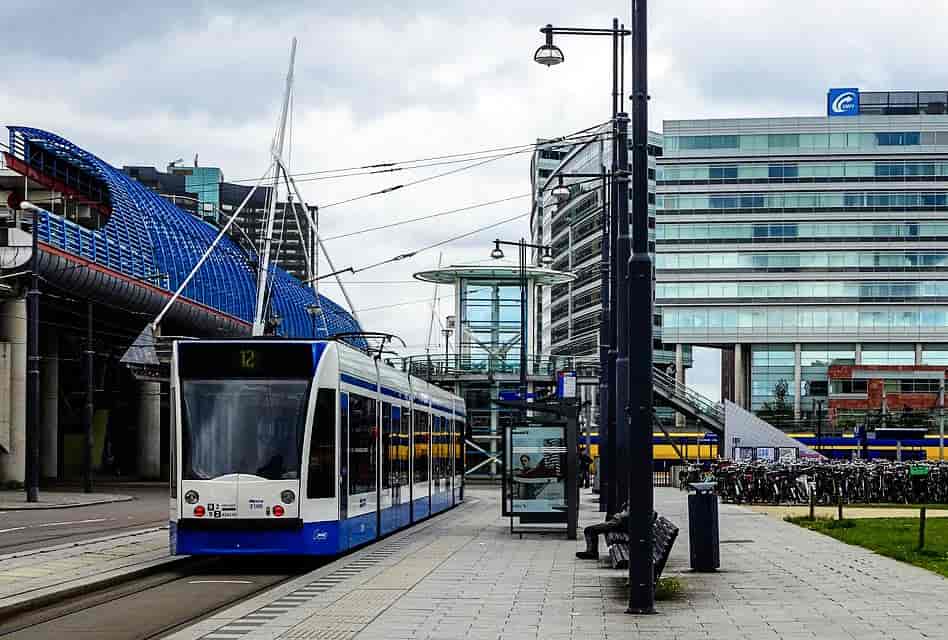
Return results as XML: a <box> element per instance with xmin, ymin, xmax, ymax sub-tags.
<box><xmin>658</xmin><ymin>90</ymin><xmax>948</xmax><ymax>421</ymax></box>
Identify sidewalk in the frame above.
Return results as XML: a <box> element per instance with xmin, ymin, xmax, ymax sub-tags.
<box><xmin>0</xmin><ymin>527</ymin><xmax>176</xmax><ymax>617</ymax></box>
<box><xmin>0</xmin><ymin>490</ymin><xmax>133</xmax><ymax>510</ymax></box>
<box><xmin>167</xmin><ymin>486</ymin><xmax>948</xmax><ymax>640</ymax></box>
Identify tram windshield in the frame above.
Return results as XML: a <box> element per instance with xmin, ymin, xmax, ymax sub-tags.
<box><xmin>181</xmin><ymin>378</ymin><xmax>310</xmax><ymax>481</ymax></box>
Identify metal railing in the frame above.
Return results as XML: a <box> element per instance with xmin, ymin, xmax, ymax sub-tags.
<box><xmin>395</xmin><ymin>353</ymin><xmax>601</xmax><ymax>380</ymax></box>
<box><xmin>651</xmin><ymin>366</ymin><xmax>725</xmax><ymax>427</ymax></box>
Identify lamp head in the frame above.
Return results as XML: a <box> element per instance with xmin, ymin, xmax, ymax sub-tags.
<box><xmin>490</xmin><ymin>241</ymin><xmax>504</xmax><ymax>260</ymax></box>
<box><xmin>534</xmin><ymin>26</ymin><xmax>564</xmax><ymax>66</ymax></box>
<box><xmin>540</xmin><ymin>248</ymin><xmax>554</xmax><ymax>266</ymax></box>
<box><xmin>551</xmin><ymin>182</ymin><xmax>570</xmax><ymax>203</ymax></box>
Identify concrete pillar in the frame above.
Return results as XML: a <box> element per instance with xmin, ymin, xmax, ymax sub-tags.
<box><xmin>916</xmin><ymin>343</ymin><xmax>924</xmax><ymax>366</ymax></box>
<box><xmin>734</xmin><ymin>344</ymin><xmax>745</xmax><ymax>409</ymax></box>
<box><xmin>793</xmin><ymin>343</ymin><xmax>802</xmax><ymax>420</ymax></box>
<box><xmin>138</xmin><ymin>380</ymin><xmax>161</xmax><ymax>479</ymax></box>
<box><xmin>675</xmin><ymin>344</ymin><xmax>686</xmax><ymax>428</ymax></box>
<box><xmin>0</xmin><ymin>299</ymin><xmax>26</xmax><ymax>485</ymax></box>
<box><xmin>854</xmin><ymin>343</ymin><xmax>862</xmax><ymax>365</ymax></box>
<box><xmin>41</xmin><ymin>332</ymin><xmax>58</xmax><ymax>479</ymax></box>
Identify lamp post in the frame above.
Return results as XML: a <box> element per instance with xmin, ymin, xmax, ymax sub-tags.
<box><xmin>536</xmin><ymin>19</ymin><xmax>630</xmax><ymax>521</ymax></box>
<box><xmin>445</xmin><ymin>315</ymin><xmax>456</xmax><ymax>371</ymax></box>
<box><xmin>490</xmin><ymin>239</ymin><xmax>553</xmax><ymax>405</ymax></box>
<box><xmin>441</xmin><ymin>326</ymin><xmax>452</xmax><ymax>374</ymax></box>
<box><xmin>535</xmin><ymin>1</ymin><xmax>654</xmax><ymax>614</ymax></box>
<box><xmin>19</xmin><ymin>201</ymin><xmax>42</xmax><ymax>502</ymax></box>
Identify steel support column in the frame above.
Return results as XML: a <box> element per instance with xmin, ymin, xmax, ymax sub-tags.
<box><xmin>626</xmin><ymin>0</ymin><xmax>655</xmax><ymax>614</ymax></box>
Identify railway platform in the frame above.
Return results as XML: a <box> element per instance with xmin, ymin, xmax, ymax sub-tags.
<box><xmin>163</xmin><ymin>487</ymin><xmax>948</xmax><ymax>640</ymax></box>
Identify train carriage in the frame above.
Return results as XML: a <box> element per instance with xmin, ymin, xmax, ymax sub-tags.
<box><xmin>170</xmin><ymin>339</ymin><xmax>465</xmax><ymax>556</ymax></box>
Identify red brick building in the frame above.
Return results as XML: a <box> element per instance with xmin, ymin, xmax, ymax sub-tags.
<box><xmin>827</xmin><ymin>364</ymin><xmax>946</xmax><ymax>427</ymax></box>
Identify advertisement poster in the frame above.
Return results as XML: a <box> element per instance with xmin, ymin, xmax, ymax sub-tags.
<box><xmin>509</xmin><ymin>426</ymin><xmax>566</xmax><ymax>514</ymax></box>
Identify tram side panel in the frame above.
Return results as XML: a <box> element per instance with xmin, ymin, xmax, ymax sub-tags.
<box><xmin>453</xmin><ymin>397</ymin><xmax>466</xmax><ymax>504</ymax></box>
<box><xmin>379</xmin><ymin>364</ymin><xmax>412</xmax><ymax>534</ymax></box>
<box><xmin>338</xmin><ymin>346</ymin><xmax>381</xmax><ymax>549</ymax></box>
<box><xmin>429</xmin><ymin>384</ymin><xmax>454</xmax><ymax>515</ymax></box>
<box><xmin>410</xmin><ymin>377</ymin><xmax>431</xmax><ymax>521</ymax></box>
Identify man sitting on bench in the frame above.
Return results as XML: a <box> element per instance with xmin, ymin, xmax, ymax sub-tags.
<box><xmin>576</xmin><ymin>502</ymin><xmax>630</xmax><ymax>559</ymax></box>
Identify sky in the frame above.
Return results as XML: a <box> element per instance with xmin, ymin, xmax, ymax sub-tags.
<box><xmin>4</xmin><ymin>0</ymin><xmax>948</xmax><ymax>399</ymax></box>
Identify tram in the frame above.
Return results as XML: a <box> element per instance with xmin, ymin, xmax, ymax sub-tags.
<box><xmin>169</xmin><ymin>339</ymin><xmax>465</xmax><ymax>555</ymax></box>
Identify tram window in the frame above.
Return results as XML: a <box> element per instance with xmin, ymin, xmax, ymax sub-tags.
<box><xmin>433</xmin><ymin>416</ymin><xmax>442</xmax><ymax>481</ymax></box>
<box><xmin>455</xmin><ymin>420</ymin><xmax>464</xmax><ymax>475</ymax></box>
<box><xmin>382</xmin><ymin>402</ymin><xmax>393</xmax><ymax>490</ymax></box>
<box><xmin>180</xmin><ymin>378</ymin><xmax>309</xmax><ymax>481</ymax></box>
<box><xmin>400</xmin><ymin>409</ymin><xmax>412</xmax><ymax>485</ymax></box>
<box><xmin>307</xmin><ymin>389</ymin><xmax>336</xmax><ymax>499</ymax></box>
<box><xmin>414</xmin><ymin>410</ymin><xmax>429</xmax><ymax>483</ymax></box>
<box><xmin>436</xmin><ymin>417</ymin><xmax>445</xmax><ymax>480</ymax></box>
<box><xmin>348</xmin><ymin>393</ymin><xmax>377</xmax><ymax>495</ymax></box>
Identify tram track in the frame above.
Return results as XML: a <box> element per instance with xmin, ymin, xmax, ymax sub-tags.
<box><xmin>0</xmin><ymin>555</ymin><xmax>321</xmax><ymax>639</ymax></box>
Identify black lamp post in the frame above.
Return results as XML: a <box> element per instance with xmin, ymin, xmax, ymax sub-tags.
<box><xmin>20</xmin><ymin>201</ymin><xmax>41</xmax><ymax>503</ymax></box>
<box><xmin>536</xmin><ymin>19</ymin><xmax>630</xmax><ymax>521</ymax></box>
<box><xmin>490</xmin><ymin>239</ymin><xmax>553</xmax><ymax>405</ymax></box>
<box><xmin>535</xmin><ymin>0</ymin><xmax>654</xmax><ymax>614</ymax></box>
<box><xmin>441</xmin><ymin>326</ymin><xmax>452</xmax><ymax>374</ymax></box>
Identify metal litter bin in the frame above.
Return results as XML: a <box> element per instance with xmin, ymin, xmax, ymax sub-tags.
<box><xmin>687</xmin><ymin>481</ymin><xmax>720</xmax><ymax>571</ymax></box>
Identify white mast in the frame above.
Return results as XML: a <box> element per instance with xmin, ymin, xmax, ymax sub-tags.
<box><xmin>253</xmin><ymin>37</ymin><xmax>297</xmax><ymax>336</ymax></box>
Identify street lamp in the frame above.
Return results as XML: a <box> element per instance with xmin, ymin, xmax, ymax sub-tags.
<box><xmin>534</xmin><ymin>25</ymin><xmax>565</xmax><ymax>66</ymax></box>
<box><xmin>19</xmin><ymin>201</ymin><xmax>41</xmax><ymax>503</ymax></box>
<box><xmin>490</xmin><ymin>238</ymin><xmax>553</xmax><ymax>407</ymax></box>
<box><xmin>551</xmin><ymin>178</ymin><xmax>571</xmax><ymax>204</ymax></box>
<box><xmin>535</xmin><ymin>2</ymin><xmax>653</xmax><ymax>615</ymax></box>
<box><xmin>305</xmin><ymin>303</ymin><xmax>322</xmax><ymax>336</ymax></box>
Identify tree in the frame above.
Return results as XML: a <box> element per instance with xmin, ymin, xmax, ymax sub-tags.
<box><xmin>756</xmin><ymin>380</ymin><xmax>795</xmax><ymax>428</ymax></box>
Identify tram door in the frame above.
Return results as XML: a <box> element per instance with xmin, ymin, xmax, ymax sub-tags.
<box><xmin>339</xmin><ymin>392</ymin><xmax>349</xmax><ymax>521</ymax></box>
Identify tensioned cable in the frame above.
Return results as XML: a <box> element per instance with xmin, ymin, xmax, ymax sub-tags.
<box><xmin>349</xmin><ymin>211</ymin><xmax>528</xmax><ymax>275</ymax></box>
<box><xmin>322</xmin><ymin>193</ymin><xmax>530</xmax><ymax>241</ymax></box>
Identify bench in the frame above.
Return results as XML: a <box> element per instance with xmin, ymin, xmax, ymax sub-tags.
<box><xmin>604</xmin><ymin>515</ymin><xmax>679</xmax><ymax>580</ymax></box>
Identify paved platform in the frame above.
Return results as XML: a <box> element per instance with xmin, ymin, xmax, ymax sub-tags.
<box><xmin>0</xmin><ymin>527</ymin><xmax>175</xmax><ymax>616</ymax></box>
<box><xmin>165</xmin><ymin>487</ymin><xmax>948</xmax><ymax>640</ymax></box>
<box><xmin>0</xmin><ymin>490</ymin><xmax>133</xmax><ymax>510</ymax></box>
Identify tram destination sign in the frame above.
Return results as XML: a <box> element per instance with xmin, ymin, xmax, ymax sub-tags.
<box><xmin>178</xmin><ymin>342</ymin><xmax>316</xmax><ymax>378</ymax></box>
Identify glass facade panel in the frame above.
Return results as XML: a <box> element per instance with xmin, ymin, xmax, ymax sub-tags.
<box><xmin>751</xmin><ymin>346</ymin><xmax>795</xmax><ymax>413</ymax></box>
<box><xmin>860</xmin><ymin>344</ymin><xmax>916</xmax><ymax>365</ymax></box>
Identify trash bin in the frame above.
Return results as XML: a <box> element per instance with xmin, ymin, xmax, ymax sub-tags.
<box><xmin>687</xmin><ymin>481</ymin><xmax>720</xmax><ymax>572</ymax></box>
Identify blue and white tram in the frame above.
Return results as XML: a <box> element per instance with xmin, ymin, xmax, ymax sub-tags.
<box><xmin>169</xmin><ymin>339</ymin><xmax>465</xmax><ymax>555</ymax></box>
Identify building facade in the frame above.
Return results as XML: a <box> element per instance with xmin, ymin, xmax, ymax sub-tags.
<box><xmin>658</xmin><ymin>89</ymin><xmax>948</xmax><ymax>424</ymax></box>
<box><xmin>533</xmin><ymin>127</ymin><xmax>689</xmax><ymax>427</ymax></box>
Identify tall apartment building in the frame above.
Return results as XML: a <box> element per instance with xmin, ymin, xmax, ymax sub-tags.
<box><xmin>123</xmin><ymin>164</ymin><xmax>315</xmax><ymax>281</ymax></box>
<box><xmin>657</xmin><ymin>89</ymin><xmax>948</xmax><ymax>421</ymax></box>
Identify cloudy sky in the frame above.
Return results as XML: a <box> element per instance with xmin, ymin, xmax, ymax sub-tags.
<box><xmin>4</xmin><ymin>0</ymin><xmax>947</xmax><ymax>398</ymax></box>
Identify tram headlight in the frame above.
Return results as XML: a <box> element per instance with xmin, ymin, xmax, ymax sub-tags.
<box><xmin>280</xmin><ymin>490</ymin><xmax>296</xmax><ymax>505</ymax></box>
<box><xmin>184</xmin><ymin>490</ymin><xmax>200</xmax><ymax>504</ymax></box>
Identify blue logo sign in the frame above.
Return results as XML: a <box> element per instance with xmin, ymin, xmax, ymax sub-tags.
<box><xmin>828</xmin><ymin>88</ymin><xmax>859</xmax><ymax>117</ymax></box>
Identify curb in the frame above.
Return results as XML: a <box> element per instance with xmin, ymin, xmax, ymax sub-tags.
<box><xmin>0</xmin><ymin>495</ymin><xmax>135</xmax><ymax>510</ymax></box>
<box><xmin>0</xmin><ymin>554</ymin><xmax>190</xmax><ymax>621</ymax></box>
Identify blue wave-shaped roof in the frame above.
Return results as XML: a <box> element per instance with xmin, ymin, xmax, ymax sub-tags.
<box><xmin>7</xmin><ymin>126</ymin><xmax>361</xmax><ymax>339</ymax></box>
